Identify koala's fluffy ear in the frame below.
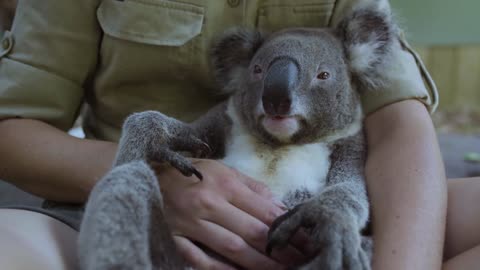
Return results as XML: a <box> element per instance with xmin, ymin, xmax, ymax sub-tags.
<box><xmin>211</xmin><ymin>28</ymin><xmax>265</xmax><ymax>94</ymax></box>
<box><xmin>337</xmin><ymin>8</ymin><xmax>396</xmax><ymax>91</ymax></box>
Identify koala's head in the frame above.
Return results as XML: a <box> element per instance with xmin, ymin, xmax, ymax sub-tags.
<box><xmin>211</xmin><ymin>8</ymin><xmax>395</xmax><ymax>145</ymax></box>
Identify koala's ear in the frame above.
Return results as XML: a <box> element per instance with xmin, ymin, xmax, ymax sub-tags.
<box><xmin>211</xmin><ymin>28</ymin><xmax>265</xmax><ymax>94</ymax></box>
<box><xmin>337</xmin><ymin>8</ymin><xmax>396</xmax><ymax>90</ymax></box>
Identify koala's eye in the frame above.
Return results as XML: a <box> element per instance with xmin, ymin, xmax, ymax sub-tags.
<box><xmin>317</xmin><ymin>71</ymin><xmax>330</xmax><ymax>80</ymax></box>
<box><xmin>253</xmin><ymin>65</ymin><xmax>263</xmax><ymax>74</ymax></box>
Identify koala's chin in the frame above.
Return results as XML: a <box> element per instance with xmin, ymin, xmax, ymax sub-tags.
<box><xmin>261</xmin><ymin>115</ymin><xmax>300</xmax><ymax>143</ymax></box>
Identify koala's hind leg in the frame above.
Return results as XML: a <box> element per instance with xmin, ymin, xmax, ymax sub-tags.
<box><xmin>361</xmin><ymin>236</ymin><xmax>373</xmax><ymax>265</ymax></box>
<box><xmin>78</xmin><ymin>161</ymin><xmax>188</xmax><ymax>270</ymax></box>
<box><xmin>115</xmin><ymin>111</ymin><xmax>211</xmax><ymax>180</ymax></box>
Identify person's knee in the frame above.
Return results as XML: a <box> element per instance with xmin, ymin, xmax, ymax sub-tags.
<box><xmin>0</xmin><ymin>230</ymin><xmax>55</xmax><ymax>269</ymax></box>
<box><xmin>444</xmin><ymin>177</ymin><xmax>480</xmax><ymax>259</ymax></box>
<box><xmin>0</xmin><ymin>210</ymin><xmax>77</xmax><ymax>270</ymax></box>
<box><xmin>443</xmin><ymin>244</ymin><xmax>480</xmax><ymax>270</ymax></box>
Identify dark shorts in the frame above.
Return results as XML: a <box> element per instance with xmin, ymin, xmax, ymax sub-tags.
<box><xmin>2</xmin><ymin>201</ymin><xmax>84</xmax><ymax>231</ymax></box>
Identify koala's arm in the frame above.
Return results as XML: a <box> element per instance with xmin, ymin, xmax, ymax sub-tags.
<box><xmin>319</xmin><ymin>132</ymin><xmax>369</xmax><ymax>226</ymax></box>
<box><xmin>190</xmin><ymin>101</ymin><xmax>232</xmax><ymax>159</ymax></box>
<box><xmin>113</xmin><ymin>101</ymin><xmax>230</xmax><ymax>175</ymax></box>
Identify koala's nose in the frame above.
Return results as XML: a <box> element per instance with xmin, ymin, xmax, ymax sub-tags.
<box><xmin>262</xmin><ymin>58</ymin><xmax>298</xmax><ymax>116</ymax></box>
<box><xmin>262</xmin><ymin>96</ymin><xmax>291</xmax><ymax>116</ymax></box>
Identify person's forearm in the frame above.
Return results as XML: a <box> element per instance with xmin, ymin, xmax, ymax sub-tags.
<box><xmin>365</xmin><ymin>100</ymin><xmax>447</xmax><ymax>270</ymax></box>
<box><xmin>0</xmin><ymin>118</ymin><xmax>117</xmax><ymax>202</ymax></box>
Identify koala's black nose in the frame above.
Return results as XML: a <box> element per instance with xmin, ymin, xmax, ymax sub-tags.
<box><xmin>262</xmin><ymin>96</ymin><xmax>291</xmax><ymax>116</ymax></box>
<box><xmin>262</xmin><ymin>58</ymin><xmax>298</xmax><ymax>116</ymax></box>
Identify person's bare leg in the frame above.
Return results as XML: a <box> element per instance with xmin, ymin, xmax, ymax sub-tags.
<box><xmin>444</xmin><ymin>177</ymin><xmax>480</xmax><ymax>259</ymax></box>
<box><xmin>443</xmin><ymin>245</ymin><xmax>480</xmax><ymax>270</ymax></box>
<box><xmin>0</xmin><ymin>209</ymin><xmax>77</xmax><ymax>270</ymax></box>
<box><xmin>441</xmin><ymin>177</ymin><xmax>480</xmax><ymax>269</ymax></box>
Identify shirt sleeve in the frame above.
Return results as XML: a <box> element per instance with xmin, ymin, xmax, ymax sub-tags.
<box><xmin>330</xmin><ymin>0</ymin><xmax>439</xmax><ymax>115</ymax></box>
<box><xmin>0</xmin><ymin>0</ymin><xmax>101</xmax><ymax>131</ymax></box>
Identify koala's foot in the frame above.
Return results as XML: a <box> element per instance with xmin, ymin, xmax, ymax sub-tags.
<box><xmin>266</xmin><ymin>201</ymin><xmax>370</xmax><ymax>270</ymax></box>
<box><xmin>116</xmin><ymin>111</ymin><xmax>211</xmax><ymax>180</ymax></box>
<box><xmin>78</xmin><ymin>161</ymin><xmax>188</xmax><ymax>270</ymax></box>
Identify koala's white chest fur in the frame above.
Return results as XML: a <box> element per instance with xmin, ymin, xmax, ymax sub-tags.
<box><xmin>221</xmin><ymin>133</ymin><xmax>331</xmax><ymax>201</ymax></box>
<box><xmin>221</xmin><ymin>103</ymin><xmax>332</xmax><ymax>203</ymax></box>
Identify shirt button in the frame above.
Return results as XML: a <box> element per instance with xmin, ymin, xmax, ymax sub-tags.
<box><xmin>227</xmin><ymin>0</ymin><xmax>240</xmax><ymax>8</ymax></box>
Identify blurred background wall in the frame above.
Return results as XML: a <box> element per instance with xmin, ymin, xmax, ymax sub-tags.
<box><xmin>391</xmin><ymin>0</ymin><xmax>480</xmax><ymax>133</ymax></box>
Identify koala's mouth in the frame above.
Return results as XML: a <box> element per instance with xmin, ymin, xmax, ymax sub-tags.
<box><xmin>261</xmin><ymin>115</ymin><xmax>300</xmax><ymax>141</ymax></box>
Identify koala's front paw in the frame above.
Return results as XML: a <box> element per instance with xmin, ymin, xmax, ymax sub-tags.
<box><xmin>154</xmin><ymin>134</ymin><xmax>211</xmax><ymax>180</ymax></box>
<box><xmin>170</xmin><ymin>134</ymin><xmax>212</xmax><ymax>159</ymax></box>
<box><xmin>266</xmin><ymin>201</ymin><xmax>370</xmax><ymax>270</ymax></box>
<box><xmin>117</xmin><ymin>111</ymin><xmax>211</xmax><ymax>180</ymax></box>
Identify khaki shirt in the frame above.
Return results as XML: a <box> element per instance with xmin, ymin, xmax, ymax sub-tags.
<box><xmin>0</xmin><ymin>0</ymin><xmax>438</xmax><ymax>142</ymax></box>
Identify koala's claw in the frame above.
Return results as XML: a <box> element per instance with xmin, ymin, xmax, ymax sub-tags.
<box><xmin>153</xmin><ymin>148</ymin><xmax>204</xmax><ymax>181</ymax></box>
<box><xmin>191</xmin><ymin>168</ymin><xmax>203</xmax><ymax>180</ymax></box>
<box><xmin>266</xmin><ymin>204</ymin><xmax>304</xmax><ymax>255</ymax></box>
<box><xmin>172</xmin><ymin>135</ymin><xmax>211</xmax><ymax>158</ymax></box>
<box><xmin>170</xmin><ymin>159</ymin><xmax>203</xmax><ymax>181</ymax></box>
<box><xmin>169</xmin><ymin>156</ymin><xmax>203</xmax><ymax>181</ymax></box>
<box><xmin>193</xmin><ymin>140</ymin><xmax>211</xmax><ymax>159</ymax></box>
<box><xmin>177</xmin><ymin>165</ymin><xmax>203</xmax><ymax>181</ymax></box>
<box><xmin>267</xmin><ymin>201</ymin><xmax>370</xmax><ymax>270</ymax></box>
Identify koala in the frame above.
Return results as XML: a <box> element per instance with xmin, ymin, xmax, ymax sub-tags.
<box><xmin>78</xmin><ymin>6</ymin><xmax>396</xmax><ymax>270</ymax></box>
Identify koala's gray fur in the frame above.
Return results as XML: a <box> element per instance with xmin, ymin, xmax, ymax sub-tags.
<box><xmin>78</xmin><ymin>6</ymin><xmax>396</xmax><ymax>270</ymax></box>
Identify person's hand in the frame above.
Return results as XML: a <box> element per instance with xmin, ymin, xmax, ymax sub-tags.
<box><xmin>153</xmin><ymin>159</ymin><xmax>305</xmax><ymax>270</ymax></box>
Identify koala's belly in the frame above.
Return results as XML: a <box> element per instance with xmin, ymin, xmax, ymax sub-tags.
<box><xmin>220</xmin><ymin>134</ymin><xmax>331</xmax><ymax>207</ymax></box>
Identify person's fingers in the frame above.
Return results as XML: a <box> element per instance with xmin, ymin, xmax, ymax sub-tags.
<box><xmin>174</xmin><ymin>236</ymin><xmax>237</xmax><ymax>270</ymax></box>
<box><xmin>189</xmin><ymin>220</ymin><xmax>284</xmax><ymax>270</ymax></box>
<box><xmin>220</xmin><ymin>177</ymin><xmax>286</xmax><ymax>226</ymax></box>
<box><xmin>207</xmin><ymin>202</ymin><xmax>306</xmax><ymax>265</ymax></box>
<box><xmin>234</xmin><ymin>171</ymin><xmax>275</xmax><ymax>200</ymax></box>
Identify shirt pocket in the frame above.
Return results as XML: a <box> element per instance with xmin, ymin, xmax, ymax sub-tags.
<box><xmin>96</xmin><ymin>0</ymin><xmax>205</xmax><ymax>75</ymax></box>
<box><xmin>257</xmin><ymin>0</ymin><xmax>336</xmax><ymax>32</ymax></box>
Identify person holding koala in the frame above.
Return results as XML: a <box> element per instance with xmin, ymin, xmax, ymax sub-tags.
<box><xmin>0</xmin><ymin>0</ymin><xmax>479</xmax><ymax>270</ymax></box>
